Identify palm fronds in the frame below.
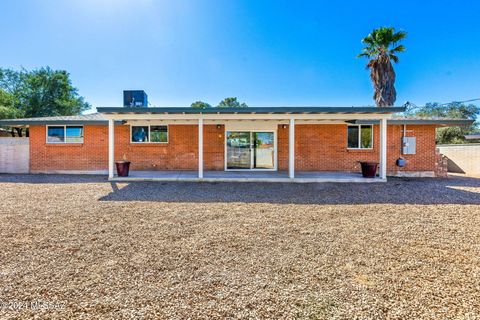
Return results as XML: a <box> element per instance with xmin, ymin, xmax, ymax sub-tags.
<box><xmin>358</xmin><ymin>27</ymin><xmax>407</xmax><ymax>107</ymax></box>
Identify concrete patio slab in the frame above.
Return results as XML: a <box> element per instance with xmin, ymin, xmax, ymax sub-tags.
<box><xmin>110</xmin><ymin>170</ymin><xmax>386</xmax><ymax>183</ymax></box>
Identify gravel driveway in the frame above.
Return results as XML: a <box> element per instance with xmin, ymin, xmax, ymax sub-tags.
<box><xmin>1</xmin><ymin>174</ymin><xmax>479</xmax><ymax>319</ymax></box>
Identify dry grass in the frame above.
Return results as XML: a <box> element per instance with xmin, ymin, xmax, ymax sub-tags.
<box><xmin>0</xmin><ymin>174</ymin><xmax>479</xmax><ymax>319</ymax></box>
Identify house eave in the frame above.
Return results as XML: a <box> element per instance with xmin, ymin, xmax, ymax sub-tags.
<box><xmin>465</xmin><ymin>134</ymin><xmax>480</xmax><ymax>140</ymax></box>
<box><xmin>0</xmin><ymin>120</ymin><xmax>112</xmax><ymax>127</ymax></box>
<box><xmin>354</xmin><ymin>119</ymin><xmax>475</xmax><ymax>126</ymax></box>
<box><xmin>0</xmin><ymin>107</ymin><xmax>409</xmax><ymax>126</ymax></box>
<box><xmin>97</xmin><ymin>106</ymin><xmax>406</xmax><ymax>115</ymax></box>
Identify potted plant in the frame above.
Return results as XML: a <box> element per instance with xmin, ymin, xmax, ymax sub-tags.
<box><xmin>357</xmin><ymin>161</ymin><xmax>379</xmax><ymax>178</ymax></box>
<box><xmin>115</xmin><ymin>154</ymin><xmax>131</xmax><ymax>177</ymax></box>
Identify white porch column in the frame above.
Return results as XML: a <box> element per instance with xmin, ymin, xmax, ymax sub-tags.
<box><xmin>289</xmin><ymin>118</ymin><xmax>295</xmax><ymax>179</ymax></box>
<box><xmin>108</xmin><ymin>119</ymin><xmax>115</xmax><ymax>179</ymax></box>
<box><xmin>198</xmin><ymin>117</ymin><xmax>203</xmax><ymax>179</ymax></box>
<box><xmin>379</xmin><ymin>118</ymin><xmax>387</xmax><ymax>180</ymax></box>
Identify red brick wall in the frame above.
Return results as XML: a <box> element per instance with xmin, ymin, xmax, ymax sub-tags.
<box><xmin>115</xmin><ymin>124</ymin><xmax>197</xmax><ymax>170</ymax></box>
<box><xmin>386</xmin><ymin>125</ymin><xmax>437</xmax><ymax>174</ymax></box>
<box><xmin>30</xmin><ymin>123</ymin><xmax>436</xmax><ymax>174</ymax></box>
<box><xmin>30</xmin><ymin>125</ymin><xmax>109</xmax><ymax>172</ymax></box>
<box><xmin>204</xmin><ymin>125</ymin><xmax>225</xmax><ymax>170</ymax></box>
<box><xmin>277</xmin><ymin>124</ymin><xmax>437</xmax><ymax>174</ymax></box>
<box><xmin>115</xmin><ymin>124</ymin><xmax>225</xmax><ymax>171</ymax></box>
<box><xmin>30</xmin><ymin>124</ymin><xmax>225</xmax><ymax>172</ymax></box>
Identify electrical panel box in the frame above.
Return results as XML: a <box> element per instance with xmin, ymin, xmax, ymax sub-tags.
<box><xmin>402</xmin><ymin>137</ymin><xmax>416</xmax><ymax>154</ymax></box>
<box><xmin>123</xmin><ymin>90</ymin><xmax>148</xmax><ymax>107</ymax></box>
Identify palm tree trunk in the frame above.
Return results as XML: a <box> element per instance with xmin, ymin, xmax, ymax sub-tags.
<box><xmin>369</xmin><ymin>54</ymin><xmax>397</xmax><ymax>107</ymax></box>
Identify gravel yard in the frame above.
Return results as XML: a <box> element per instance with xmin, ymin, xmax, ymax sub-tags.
<box><xmin>1</xmin><ymin>174</ymin><xmax>480</xmax><ymax>319</ymax></box>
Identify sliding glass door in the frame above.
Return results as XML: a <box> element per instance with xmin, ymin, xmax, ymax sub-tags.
<box><xmin>253</xmin><ymin>132</ymin><xmax>274</xmax><ymax>169</ymax></box>
<box><xmin>226</xmin><ymin>131</ymin><xmax>251</xmax><ymax>169</ymax></box>
<box><xmin>226</xmin><ymin>131</ymin><xmax>275</xmax><ymax>170</ymax></box>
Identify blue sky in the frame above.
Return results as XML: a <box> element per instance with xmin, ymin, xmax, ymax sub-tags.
<box><xmin>1</xmin><ymin>0</ymin><xmax>479</xmax><ymax>112</ymax></box>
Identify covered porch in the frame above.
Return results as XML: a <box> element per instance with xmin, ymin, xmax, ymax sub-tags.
<box><xmin>110</xmin><ymin>170</ymin><xmax>386</xmax><ymax>183</ymax></box>
<box><xmin>98</xmin><ymin>106</ymin><xmax>402</xmax><ymax>183</ymax></box>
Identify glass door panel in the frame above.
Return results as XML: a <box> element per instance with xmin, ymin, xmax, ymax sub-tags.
<box><xmin>253</xmin><ymin>132</ymin><xmax>275</xmax><ymax>169</ymax></box>
<box><xmin>226</xmin><ymin>131</ymin><xmax>251</xmax><ymax>169</ymax></box>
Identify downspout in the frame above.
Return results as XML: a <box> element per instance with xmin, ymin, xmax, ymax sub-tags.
<box><xmin>395</xmin><ymin>124</ymin><xmax>408</xmax><ymax>172</ymax></box>
<box><xmin>402</xmin><ymin>124</ymin><xmax>406</xmax><ymax>153</ymax></box>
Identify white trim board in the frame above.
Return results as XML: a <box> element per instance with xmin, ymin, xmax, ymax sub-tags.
<box><xmin>124</xmin><ymin>119</ymin><xmax>361</xmax><ymax>125</ymax></box>
<box><xmin>224</xmin><ymin>121</ymin><xmax>279</xmax><ymax>131</ymax></box>
<box><xmin>103</xmin><ymin>113</ymin><xmax>393</xmax><ymax>121</ymax></box>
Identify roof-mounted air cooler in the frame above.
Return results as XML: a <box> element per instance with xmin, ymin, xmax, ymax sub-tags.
<box><xmin>123</xmin><ymin>90</ymin><xmax>148</xmax><ymax>107</ymax></box>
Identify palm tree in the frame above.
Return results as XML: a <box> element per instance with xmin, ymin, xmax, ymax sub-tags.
<box><xmin>358</xmin><ymin>27</ymin><xmax>407</xmax><ymax>107</ymax></box>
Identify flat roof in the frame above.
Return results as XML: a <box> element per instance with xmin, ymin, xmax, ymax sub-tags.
<box><xmin>96</xmin><ymin>106</ymin><xmax>407</xmax><ymax>114</ymax></box>
<box><xmin>0</xmin><ymin>113</ymin><xmax>109</xmax><ymax>126</ymax></box>
<box><xmin>0</xmin><ymin>111</ymin><xmax>474</xmax><ymax>127</ymax></box>
<box><xmin>354</xmin><ymin>117</ymin><xmax>475</xmax><ymax>126</ymax></box>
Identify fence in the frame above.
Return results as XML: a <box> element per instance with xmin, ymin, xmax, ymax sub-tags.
<box><xmin>437</xmin><ymin>144</ymin><xmax>480</xmax><ymax>175</ymax></box>
<box><xmin>0</xmin><ymin>138</ymin><xmax>29</xmax><ymax>173</ymax></box>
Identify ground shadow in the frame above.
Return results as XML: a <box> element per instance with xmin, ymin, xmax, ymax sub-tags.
<box><xmin>99</xmin><ymin>176</ymin><xmax>480</xmax><ymax>205</ymax></box>
<box><xmin>0</xmin><ymin>173</ymin><xmax>108</xmax><ymax>184</ymax></box>
<box><xmin>1</xmin><ymin>173</ymin><xmax>479</xmax><ymax>205</ymax></box>
<box><xmin>447</xmin><ymin>158</ymin><xmax>466</xmax><ymax>174</ymax></box>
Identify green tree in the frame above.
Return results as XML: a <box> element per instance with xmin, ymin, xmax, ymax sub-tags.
<box><xmin>0</xmin><ymin>89</ymin><xmax>21</xmax><ymax>136</ymax></box>
<box><xmin>0</xmin><ymin>67</ymin><xmax>90</xmax><ymax>136</ymax></box>
<box><xmin>18</xmin><ymin>67</ymin><xmax>90</xmax><ymax>118</ymax></box>
<box><xmin>217</xmin><ymin>97</ymin><xmax>248</xmax><ymax>108</ymax></box>
<box><xmin>358</xmin><ymin>27</ymin><xmax>407</xmax><ymax>107</ymax></box>
<box><xmin>0</xmin><ymin>89</ymin><xmax>18</xmax><ymax>119</ymax></box>
<box><xmin>408</xmin><ymin>102</ymin><xmax>479</xmax><ymax>144</ymax></box>
<box><xmin>191</xmin><ymin>101</ymin><xmax>212</xmax><ymax>109</ymax></box>
<box><xmin>0</xmin><ymin>68</ymin><xmax>23</xmax><ymax>96</ymax></box>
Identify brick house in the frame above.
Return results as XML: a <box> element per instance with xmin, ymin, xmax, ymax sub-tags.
<box><xmin>0</xmin><ymin>106</ymin><xmax>472</xmax><ymax>182</ymax></box>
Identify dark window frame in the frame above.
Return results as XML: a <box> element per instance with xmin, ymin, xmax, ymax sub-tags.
<box><xmin>130</xmin><ymin>125</ymin><xmax>169</xmax><ymax>144</ymax></box>
<box><xmin>347</xmin><ymin>125</ymin><xmax>373</xmax><ymax>149</ymax></box>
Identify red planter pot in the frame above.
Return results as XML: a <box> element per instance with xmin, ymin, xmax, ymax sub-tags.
<box><xmin>115</xmin><ymin>161</ymin><xmax>131</xmax><ymax>177</ymax></box>
<box><xmin>358</xmin><ymin>161</ymin><xmax>378</xmax><ymax>178</ymax></box>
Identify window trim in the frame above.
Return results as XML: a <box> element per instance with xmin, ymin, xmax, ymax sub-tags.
<box><xmin>347</xmin><ymin>124</ymin><xmax>373</xmax><ymax>150</ymax></box>
<box><xmin>130</xmin><ymin>124</ymin><xmax>169</xmax><ymax>144</ymax></box>
<box><xmin>46</xmin><ymin>125</ymin><xmax>84</xmax><ymax>144</ymax></box>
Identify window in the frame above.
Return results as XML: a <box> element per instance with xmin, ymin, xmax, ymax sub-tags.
<box><xmin>347</xmin><ymin>125</ymin><xmax>372</xmax><ymax>149</ymax></box>
<box><xmin>131</xmin><ymin>126</ymin><xmax>149</xmax><ymax>142</ymax></box>
<box><xmin>65</xmin><ymin>126</ymin><xmax>84</xmax><ymax>143</ymax></box>
<box><xmin>150</xmin><ymin>126</ymin><xmax>168</xmax><ymax>142</ymax></box>
<box><xmin>131</xmin><ymin>125</ymin><xmax>168</xmax><ymax>143</ymax></box>
<box><xmin>47</xmin><ymin>126</ymin><xmax>65</xmax><ymax>143</ymax></box>
<box><xmin>47</xmin><ymin>126</ymin><xmax>84</xmax><ymax>143</ymax></box>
